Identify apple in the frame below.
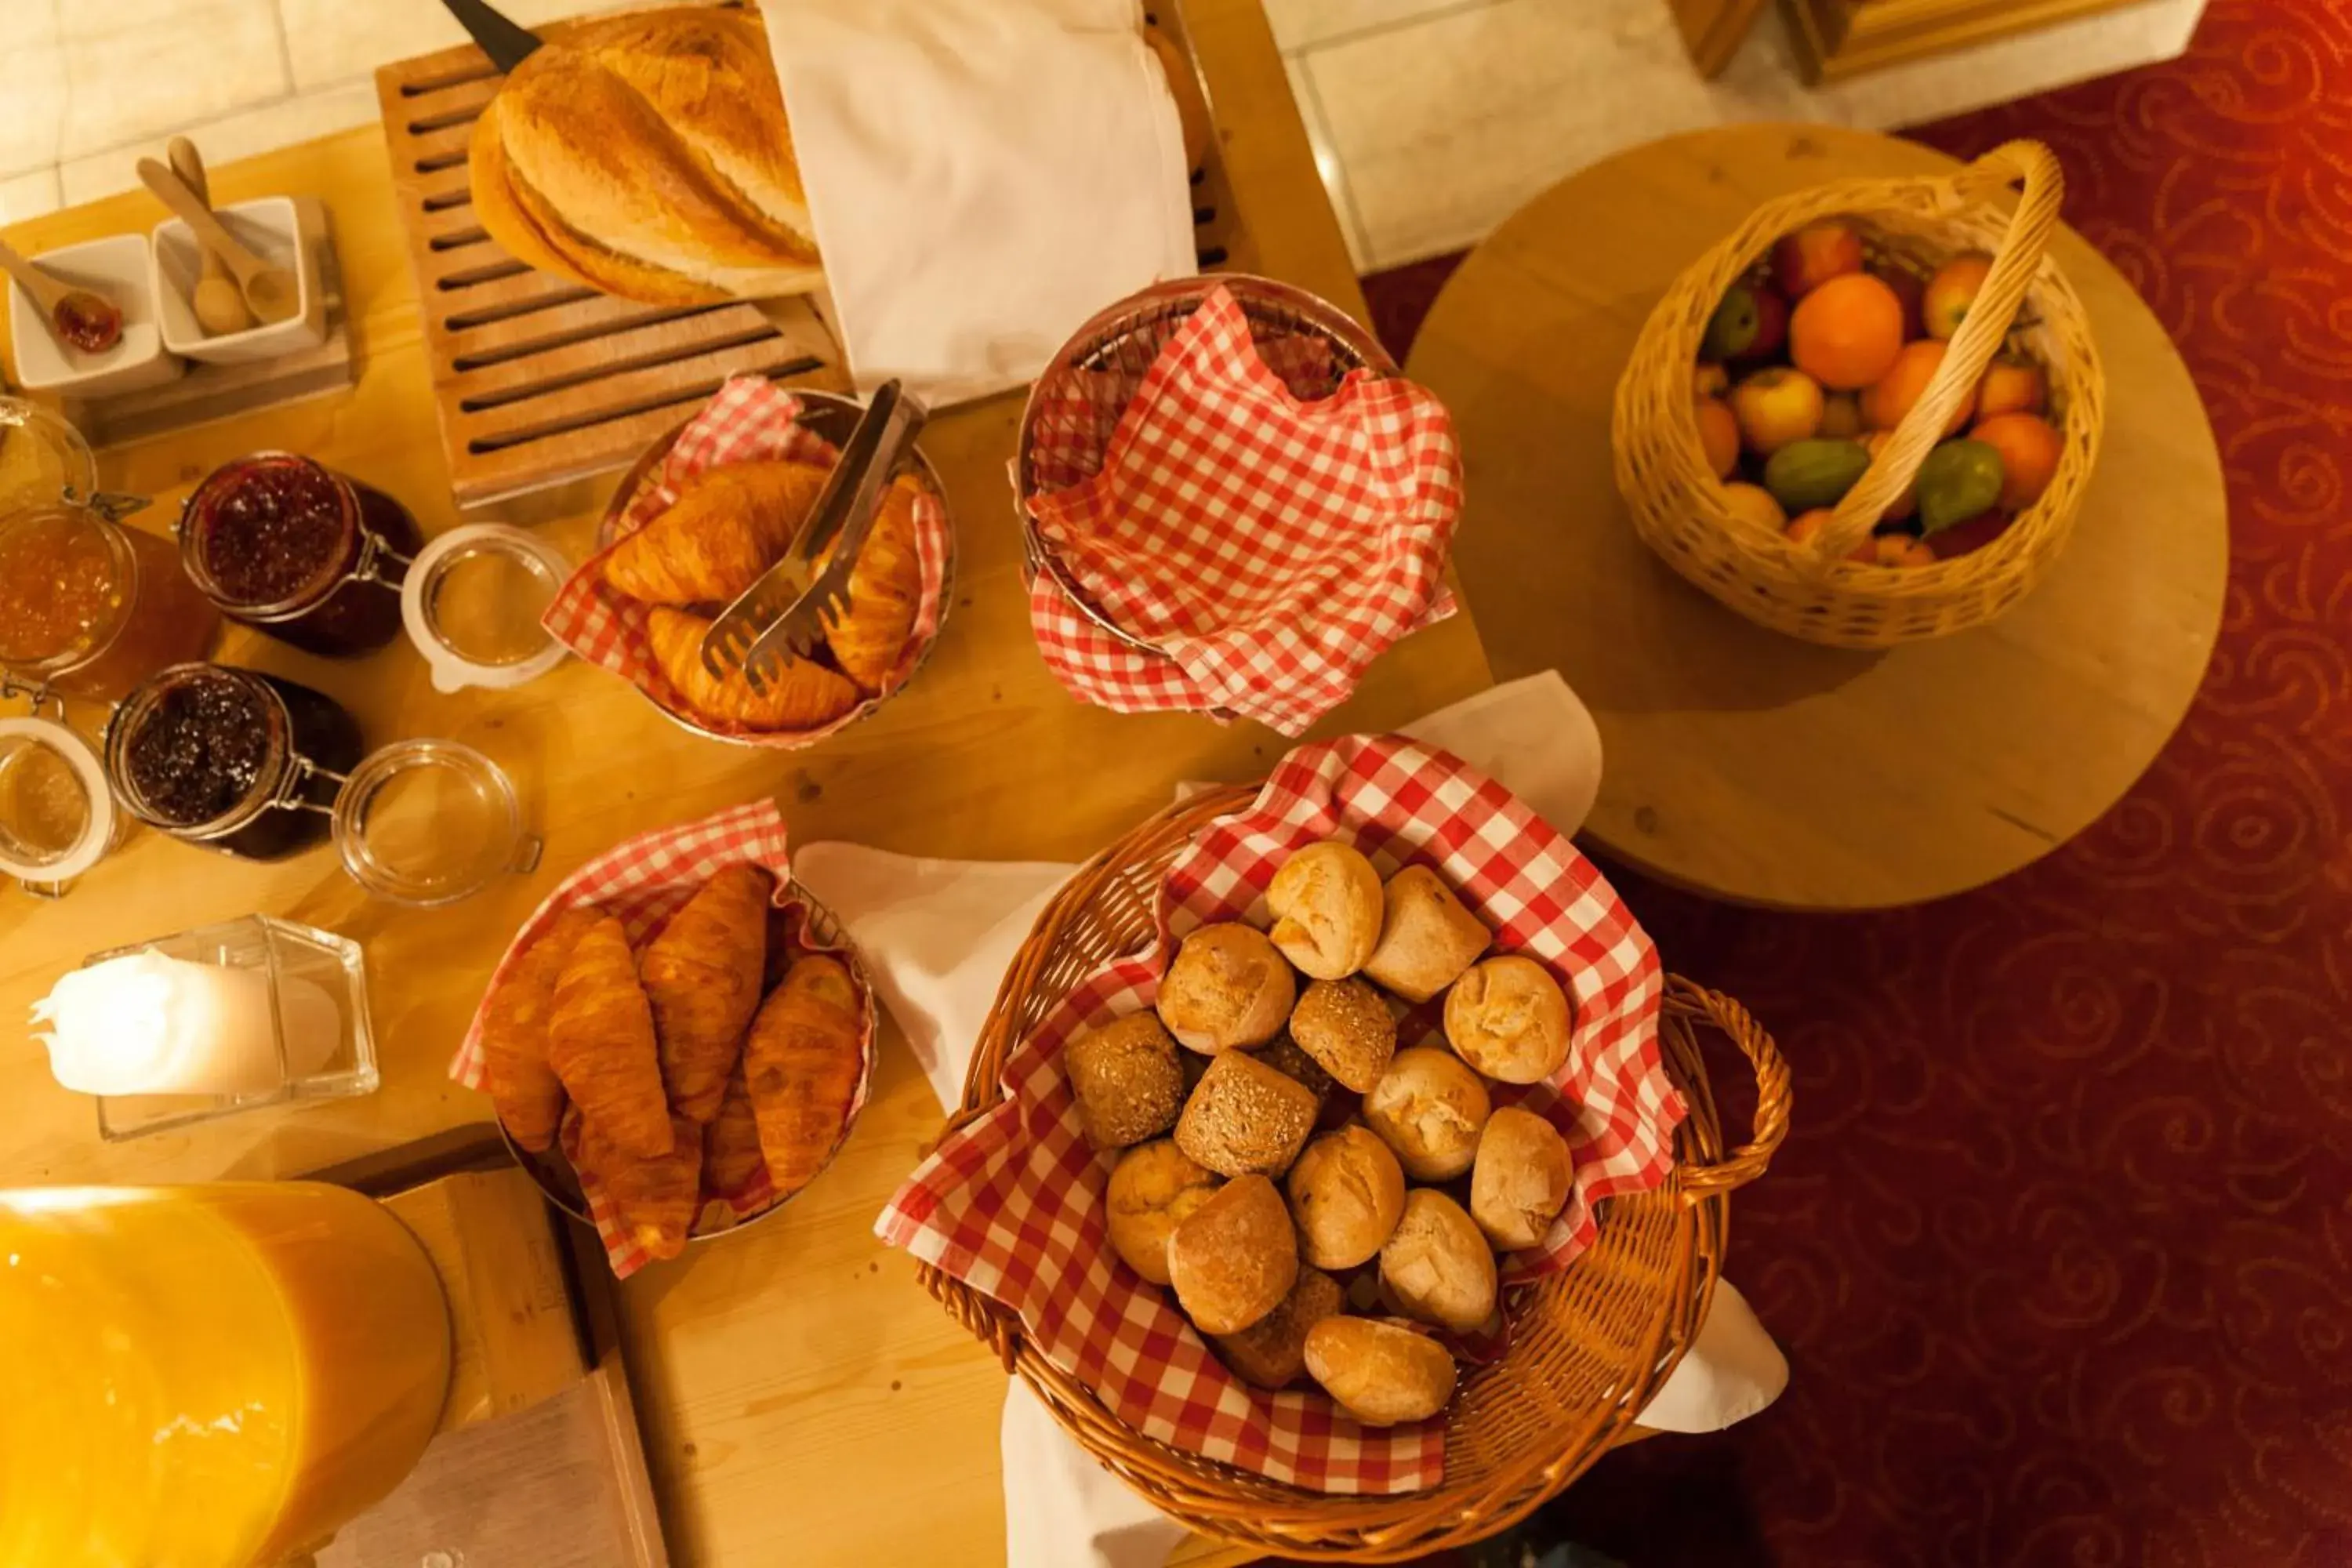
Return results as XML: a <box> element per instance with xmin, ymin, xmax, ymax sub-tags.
<box><xmin>1730</xmin><ymin>368</ymin><xmax>1824</xmax><ymax>456</ymax></box>
<box><xmin>1695</xmin><ymin>396</ymin><xmax>1741</xmax><ymax>477</ymax></box>
<box><xmin>1818</xmin><ymin>393</ymin><xmax>1863</xmax><ymax>439</ymax></box>
<box><xmin>1923</xmin><ymin>254</ymin><xmax>1994</xmax><ymax>340</ymax></box>
<box><xmin>1867</xmin><ymin>534</ymin><xmax>1937</xmax><ymax>568</ymax></box>
<box><xmin>1878</xmin><ymin>267</ymin><xmax>1926</xmax><ymax>340</ymax></box>
<box><xmin>1976</xmin><ymin>356</ymin><xmax>2047</xmax><ymax>419</ymax></box>
<box><xmin>1703</xmin><ymin>282</ymin><xmax>1788</xmax><ymax>364</ymax></box>
<box><xmin>1721</xmin><ymin>482</ymin><xmax>1787</xmax><ymax>534</ymax></box>
<box><xmin>1927</xmin><ymin>510</ymin><xmax>2014</xmax><ymax>559</ymax></box>
<box><xmin>1771</xmin><ymin>223</ymin><xmax>1864</xmax><ymax>299</ymax></box>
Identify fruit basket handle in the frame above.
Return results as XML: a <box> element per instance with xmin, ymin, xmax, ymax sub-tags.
<box><xmin>1666</xmin><ymin>976</ymin><xmax>1793</xmax><ymax>1205</ymax></box>
<box><xmin>1805</xmin><ymin>139</ymin><xmax>2067</xmax><ymax>568</ymax></box>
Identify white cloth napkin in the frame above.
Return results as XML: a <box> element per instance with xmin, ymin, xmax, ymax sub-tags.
<box><xmin>795</xmin><ymin>673</ymin><xmax>1786</xmax><ymax>1568</ymax></box>
<box><xmin>763</xmin><ymin>0</ymin><xmax>1198</xmax><ymax>407</ymax></box>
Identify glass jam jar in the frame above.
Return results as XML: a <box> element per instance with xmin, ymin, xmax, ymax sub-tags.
<box><xmin>104</xmin><ymin>663</ymin><xmax>364</xmax><ymax>862</ymax></box>
<box><xmin>179</xmin><ymin>453</ymin><xmax>423</xmax><ymax>658</ymax></box>
<box><xmin>0</xmin><ymin>506</ymin><xmax>220</xmax><ymax>702</ymax></box>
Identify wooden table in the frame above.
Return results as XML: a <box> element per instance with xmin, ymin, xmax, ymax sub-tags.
<box><xmin>0</xmin><ymin>3</ymin><xmax>1490</xmax><ymax>1562</ymax></box>
<box><xmin>1410</xmin><ymin>124</ymin><xmax>2227</xmax><ymax>912</ymax></box>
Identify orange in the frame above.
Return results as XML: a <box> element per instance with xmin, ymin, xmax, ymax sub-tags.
<box><xmin>1784</xmin><ymin>508</ymin><xmax>1873</xmax><ymax>561</ymax></box>
<box><xmin>1788</xmin><ymin>274</ymin><xmax>1907</xmax><ymax>390</ymax></box>
<box><xmin>1861</xmin><ymin>341</ymin><xmax>1975</xmax><ymax>435</ymax></box>
<box><xmin>1818</xmin><ymin>393</ymin><xmax>1863</xmax><ymax>439</ymax></box>
<box><xmin>1972</xmin><ymin>412</ymin><xmax>2063</xmax><ymax>510</ymax></box>
<box><xmin>1860</xmin><ymin>431</ymin><xmax>1918</xmax><ymax>521</ymax></box>
<box><xmin>1695</xmin><ymin>396</ymin><xmax>1740</xmax><ymax>477</ymax></box>
<box><xmin>1976</xmin><ymin>356</ymin><xmax>2046</xmax><ymax>419</ymax></box>
<box><xmin>1866</xmin><ymin>535</ymin><xmax>1936</xmax><ymax>568</ymax></box>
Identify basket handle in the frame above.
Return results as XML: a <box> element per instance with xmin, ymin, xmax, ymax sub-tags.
<box><xmin>1667</xmin><ymin>976</ymin><xmax>1793</xmax><ymax>1205</ymax></box>
<box><xmin>1803</xmin><ymin>140</ymin><xmax>2066</xmax><ymax>568</ymax></box>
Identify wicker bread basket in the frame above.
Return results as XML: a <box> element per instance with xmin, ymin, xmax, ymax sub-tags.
<box><xmin>918</xmin><ymin>784</ymin><xmax>1791</xmax><ymax>1562</ymax></box>
<box><xmin>1613</xmin><ymin>140</ymin><xmax>2105</xmax><ymax>648</ymax></box>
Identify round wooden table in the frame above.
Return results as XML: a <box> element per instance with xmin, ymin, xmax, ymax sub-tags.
<box><xmin>1410</xmin><ymin>124</ymin><xmax>2227</xmax><ymax>911</ymax></box>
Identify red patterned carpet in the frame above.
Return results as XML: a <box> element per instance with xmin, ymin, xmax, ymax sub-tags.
<box><xmin>1348</xmin><ymin>4</ymin><xmax>2352</xmax><ymax>1565</ymax></box>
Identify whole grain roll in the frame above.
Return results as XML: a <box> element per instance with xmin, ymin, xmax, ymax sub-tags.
<box><xmin>1443</xmin><ymin>956</ymin><xmax>1573</xmax><ymax>1084</ymax></box>
<box><xmin>1378</xmin><ymin>1189</ymin><xmax>1497</xmax><ymax>1334</ymax></box>
<box><xmin>1288</xmin><ymin>976</ymin><xmax>1399</xmax><ymax>1093</ymax></box>
<box><xmin>1362</xmin><ymin>1047</ymin><xmax>1491</xmax><ymax>1181</ymax></box>
<box><xmin>1156</xmin><ymin>923</ymin><xmax>1295</xmax><ymax>1053</ymax></box>
<box><xmin>1175</xmin><ymin>1051</ymin><xmax>1319</xmax><ymax>1178</ymax></box>
<box><xmin>1254</xmin><ymin>1031</ymin><xmax>1336</xmax><ymax>1104</ymax></box>
<box><xmin>1362</xmin><ymin>866</ymin><xmax>1490</xmax><ymax>1004</ymax></box>
<box><xmin>1066</xmin><ymin>1012</ymin><xmax>1185</xmax><ymax>1149</ymax></box>
<box><xmin>1105</xmin><ymin>1139</ymin><xmax>1221</xmax><ymax>1286</ymax></box>
<box><xmin>1167</xmin><ymin>1174</ymin><xmax>1298</xmax><ymax>1334</ymax></box>
<box><xmin>1212</xmin><ymin>1265</ymin><xmax>1344</xmax><ymax>1389</ymax></box>
<box><xmin>1285</xmin><ymin>1125</ymin><xmax>1406</xmax><ymax>1270</ymax></box>
<box><xmin>1302</xmin><ymin>1316</ymin><xmax>1457</xmax><ymax>1426</ymax></box>
<box><xmin>1470</xmin><ymin>1105</ymin><xmax>1574</xmax><ymax>1250</ymax></box>
<box><xmin>1265</xmin><ymin>840</ymin><xmax>1384</xmax><ymax>979</ymax></box>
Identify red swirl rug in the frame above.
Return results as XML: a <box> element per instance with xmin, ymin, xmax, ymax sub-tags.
<box><xmin>1349</xmin><ymin>4</ymin><xmax>2352</xmax><ymax>1564</ymax></box>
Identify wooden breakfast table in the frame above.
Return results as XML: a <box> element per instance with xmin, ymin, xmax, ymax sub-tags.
<box><xmin>0</xmin><ymin>3</ymin><xmax>1493</xmax><ymax>1563</ymax></box>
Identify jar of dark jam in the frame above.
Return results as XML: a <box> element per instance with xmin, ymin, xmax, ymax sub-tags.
<box><xmin>104</xmin><ymin>662</ymin><xmax>363</xmax><ymax>861</ymax></box>
<box><xmin>179</xmin><ymin>453</ymin><xmax>423</xmax><ymax>657</ymax></box>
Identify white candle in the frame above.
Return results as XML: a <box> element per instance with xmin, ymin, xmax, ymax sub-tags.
<box><xmin>29</xmin><ymin>952</ymin><xmax>336</xmax><ymax>1098</ymax></box>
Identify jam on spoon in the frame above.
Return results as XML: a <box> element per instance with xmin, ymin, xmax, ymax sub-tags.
<box><xmin>49</xmin><ymin>291</ymin><xmax>123</xmax><ymax>354</ymax></box>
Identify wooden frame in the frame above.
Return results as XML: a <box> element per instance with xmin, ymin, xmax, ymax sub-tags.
<box><xmin>1780</xmin><ymin>0</ymin><xmax>2147</xmax><ymax>82</ymax></box>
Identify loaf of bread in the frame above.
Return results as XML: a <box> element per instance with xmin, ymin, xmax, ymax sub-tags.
<box><xmin>1212</xmin><ymin>1266</ymin><xmax>1343</xmax><ymax>1390</ymax></box>
<box><xmin>1302</xmin><ymin>1316</ymin><xmax>1457</xmax><ymax>1427</ymax></box>
<box><xmin>1470</xmin><ymin>1105</ymin><xmax>1574</xmax><ymax>1250</ymax></box>
<box><xmin>1156</xmin><ymin>922</ymin><xmax>1294</xmax><ymax>1053</ymax></box>
<box><xmin>1286</xmin><ymin>1124</ymin><xmax>1406</xmax><ymax>1270</ymax></box>
<box><xmin>1362</xmin><ymin>1047</ymin><xmax>1491</xmax><ymax>1181</ymax></box>
<box><xmin>1444</xmin><ymin>956</ymin><xmax>1573</xmax><ymax>1084</ymax></box>
<box><xmin>1265</xmin><ymin>840</ymin><xmax>1383</xmax><ymax>980</ymax></box>
<box><xmin>1378</xmin><ymin>1189</ymin><xmax>1497</xmax><ymax>1334</ymax></box>
<box><xmin>1066</xmin><ymin>1012</ymin><xmax>1185</xmax><ymax>1150</ymax></box>
<box><xmin>1167</xmin><ymin>1174</ymin><xmax>1298</xmax><ymax>1334</ymax></box>
<box><xmin>1363</xmin><ymin>866</ymin><xmax>1491</xmax><ymax>1004</ymax></box>
<box><xmin>1105</xmin><ymin>1139</ymin><xmax>1221</xmax><ymax>1286</ymax></box>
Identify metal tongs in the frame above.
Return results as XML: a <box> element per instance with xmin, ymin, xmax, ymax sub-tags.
<box><xmin>699</xmin><ymin>380</ymin><xmax>929</xmax><ymax>695</ymax></box>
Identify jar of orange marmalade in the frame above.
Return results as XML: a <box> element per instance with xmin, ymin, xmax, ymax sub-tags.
<box><xmin>0</xmin><ymin>506</ymin><xmax>220</xmax><ymax>702</ymax></box>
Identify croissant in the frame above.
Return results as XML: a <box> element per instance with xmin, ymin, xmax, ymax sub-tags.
<box><xmin>572</xmin><ymin>1108</ymin><xmax>704</xmax><ymax>1261</ymax></box>
<box><xmin>603</xmin><ymin>460</ymin><xmax>830</xmax><ymax>604</ymax></box>
<box><xmin>644</xmin><ymin>605</ymin><xmax>861</xmax><ymax>731</ymax></box>
<box><xmin>641</xmin><ymin>863</ymin><xmax>772</xmax><ymax>1122</ymax></box>
<box><xmin>547</xmin><ymin>913</ymin><xmax>674</xmax><ymax>1159</ymax></box>
<box><xmin>477</xmin><ymin>906</ymin><xmax>601</xmax><ymax>1152</ymax></box>
<box><xmin>704</xmin><ymin>1066</ymin><xmax>768</xmax><ymax>1199</ymax></box>
<box><xmin>820</xmin><ymin>475</ymin><xmax>925</xmax><ymax>691</ymax></box>
<box><xmin>744</xmin><ymin>954</ymin><xmax>866</xmax><ymax>1196</ymax></box>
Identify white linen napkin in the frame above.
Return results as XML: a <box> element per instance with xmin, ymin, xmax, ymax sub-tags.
<box><xmin>762</xmin><ymin>0</ymin><xmax>1198</xmax><ymax>406</ymax></box>
<box><xmin>794</xmin><ymin>672</ymin><xmax>1785</xmax><ymax>1568</ymax></box>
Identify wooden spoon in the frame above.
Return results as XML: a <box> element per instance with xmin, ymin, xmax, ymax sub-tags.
<box><xmin>167</xmin><ymin>136</ymin><xmax>252</xmax><ymax>336</ymax></box>
<box><xmin>0</xmin><ymin>239</ymin><xmax>123</xmax><ymax>355</ymax></box>
<box><xmin>136</xmin><ymin>158</ymin><xmax>299</xmax><ymax>326</ymax></box>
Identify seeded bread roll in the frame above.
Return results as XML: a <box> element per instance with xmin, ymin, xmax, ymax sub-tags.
<box><xmin>1303</xmin><ymin>1316</ymin><xmax>1457</xmax><ymax>1426</ymax></box>
<box><xmin>1443</xmin><ymin>956</ymin><xmax>1573</xmax><ymax>1084</ymax></box>
<box><xmin>1362</xmin><ymin>866</ymin><xmax>1491</xmax><ymax>1004</ymax></box>
<box><xmin>1065</xmin><ymin>1012</ymin><xmax>1185</xmax><ymax>1149</ymax></box>
<box><xmin>1288</xmin><ymin>977</ymin><xmax>1398</xmax><ymax>1093</ymax></box>
<box><xmin>1167</xmin><ymin>1174</ymin><xmax>1298</xmax><ymax>1334</ymax></box>
<box><xmin>1254</xmin><ymin>1031</ymin><xmax>1335</xmax><ymax>1104</ymax></box>
<box><xmin>1265</xmin><ymin>840</ymin><xmax>1384</xmax><ymax>979</ymax></box>
<box><xmin>1156</xmin><ymin>923</ymin><xmax>1296</xmax><ymax>1053</ymax></box>
<box><xmin>1175</xmin><ymin>1051</ymin><xmax>1319</xmax><ymax>1178</ymax></box>
<box><xmin>1470</xmin><ymin>1105</ymin><xmax>1574</xmax><ymax>1250</ymax></box>
<box><xmin>1362</xmin><ymin>1047</ymin><xmax>1491</xmax><ymax>1181</ymax></box>
<box><xmin>1285</xmin><ymin>1124</ymin><xmax>1406</xmax><ymax>1270</ymax></box>
<box><xmin>1212</xmin><ymin>1265</ymin><xmax>1344</xmax><ymax>1389</ymax></box>
<box><xmin>1378</xmin><ymin>1189</ymin><xmax>1497</xmax><ymax>1334</ymax></box>
<box><xmin>1105</xmin><ymin>1139</ymin><xmax>1221</xmax><ymax>1286</ymax></box>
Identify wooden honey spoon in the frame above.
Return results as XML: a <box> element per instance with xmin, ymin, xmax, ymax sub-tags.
<box><xmin>136</xmin><ymin>158</ymin><xmax>299</xmax><ymax>326</ymax></box>
<box><xmin>0</xmin><ymin>238</ymin><xmax>123</xmax><ymax>354</ymax></box>
<box><xmin>167</xmin><ymin>136</ymin><xmax>253</xmax><ymax>336</ymax></box>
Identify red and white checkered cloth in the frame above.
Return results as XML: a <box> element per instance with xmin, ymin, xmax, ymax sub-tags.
<box><xmin>449</xmin><ymin>800</ymin><xmax>877</xmax><ymax>1279</ymax></box>
<box><xmin>1023</xmin><ymin>285</ymin><xmax>1462</xmax><ymax>736</ymax></box>
<box><xmin>543</xmin><ymin>376</ymin><xmax>952</xmax><ymax>747</ymax></box>
<box><xmin>877</xmin><ymin>733</ymin><xmax>1683</xmax><ymax>1494</ymax></box>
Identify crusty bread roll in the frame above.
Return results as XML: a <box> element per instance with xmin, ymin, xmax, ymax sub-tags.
<box><xmin>1066</xmin><ymin>1012</ymin><xmax>1185</xmax><ymax>1150</ymax></box>
<box><xmin>1286</xmin><ymin>1125</ymin><xmax>1406</xmax><ymax>1270</ymax></box>
<box><xmin>1287</xmin><ymin>977</ymin><xmax>1397</xmax><ymax>1093</ymax></box>
<box><xmin>1362</xmin><ymin>1047</ymin><xmax>1490</xmax><ymax>1181</ymax></box>
<box><xmin>1303</xmin><ymin>1316</ymin><xmax>1457</xmax><ymax>1427</ymax></box>
<box><xmin>1378</xmin><ymin>1189</ymin><xmax>1497</xmax><ymax>1334</ymax></box>
<box><xmin>1167</xmin><ymin>1174</ymin><xmax>1298</xmax><ymax>1334</ymax></box>
<box><xmin>1362</xmin><ymin>866</ymin><xmax>1491</xmax><ymax>1004</ymax></box>
<box><xmin>1444</xmin><ymin>956</ymin><xmax>1573</xmax><ymax>1084</ymax></box>
<box><xmin>1471</xmin><ymin>1105</ymin><xmax>1574</xmax><ymax>1250</ymax></box>
<box><xmin>470</xmin><ymin>9</ymin><xmax>824</xmax><ymax>306</ymax></box>
<box><xmin>1265</xmin><ymin>840</ymin><xmax>1383</xmax><ymax>980</ymax></box>
<box><xmin>1212</xmin><ymin>1266</ymin><xmax>1343</xmax><ymax>1390</ymax></box>
<box><xmin>1105</xmin><ymin>1139</ymin><xmax>1221</xmax><ymax>1286</ymax></box>
<box><xmin>1175</xmin><ymin>1050</ymin><xmax>1318</xmax><ymax>1178</ymax></box>
<box><xmin>1156</xmin><ymin>923</ymin><xmax>1294</xmax><ymax>1053</ymax></box>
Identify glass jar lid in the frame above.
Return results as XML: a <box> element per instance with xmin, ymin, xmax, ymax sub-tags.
<box><xmin>0</xmin><ymin>399</ymin><xmax>97</xmax><ymax>523</ymax></box>
<box><xmin>332</xmin><ymin>739</ymin><xmax>539</xmax><ymax>907</ymax></box>
<box><xmin>0</xmin><ymin>716</ymin><xmax>114</xmax><ymax>886</ymax></box>
<box><xmin>400</xmin><ymin>524</ymin><xmax>569</xmax><ymax>692</ymax></box>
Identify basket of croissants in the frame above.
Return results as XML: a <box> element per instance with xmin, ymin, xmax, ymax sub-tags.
<box><xmin>881</xmin><ymin>735</ymin><xmax>1790</xmax><ymax>1559</ymax></box>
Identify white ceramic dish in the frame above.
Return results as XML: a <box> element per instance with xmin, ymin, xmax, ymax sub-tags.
<box><xmin>150</xmin><ymin>196</ymin><xmax>326</xmax><ymax>365</ymax></box>
<box><xmin>5</xmin><ymin>234</ymin><xmax>183</xmax><ymax>397</ymax></box>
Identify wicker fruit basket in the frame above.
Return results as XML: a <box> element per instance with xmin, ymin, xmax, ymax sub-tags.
<box><xmin>1613</xmin><ymin>140</ymin><xmax>2105</xmax><ymax>648</ymax></box>
<box><xmin>917</xmin><ymin>783</ymin><xmax>1791</xmax><ymax>1562</ymax></box>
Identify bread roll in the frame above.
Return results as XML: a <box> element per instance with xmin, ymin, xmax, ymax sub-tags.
<box><xmin>1167</xmin><ymin>1174</ymin><xmax>1298</xmax><ymax>1334</ymax></box>
<box><xmin>1212</xmin><ymin>1266</ymin><xmax>1343</xmax><ymax>1390</ymax></box>
<box><xmin>1378</xmin><ymin>1189</ymin><xmax>1497</xmax><ymax>1334</ymax></box>
<box><xmin>1471</xmin><ymin>1106</ymin><xmax>1575</xmax><ymax>1250</ymax></box>
<box><xmin>1254</xmin><ymin>1031</ymin><xmax>1334</xmax><ymax>1104</ymax></box>
<box><xmin>1287</xmin><ymin>977</ymin><xmax>1397</xmax><ymax>1093</ymax></box>
<box><xmin>1303</xmin><ymin>1317</ymin><xmax>1457</xmax><ymax>1427</ymax></box>
<box><xmin>1175</xmin><ymin>1051</ymin><xmax>1318</xmax><ymax>1178</ymax></box>
<box><xmin>1362</xmin><ymin>1047</ymin><xmax>1491</xmax><ymax>1181</ymax></box>
<box><xmin>1066</xmin><ymin>1012</ymin><xmax>1185</xmax><ymax>1150</ymax></box>
<box><xmin>1265</xmin><ymin>840</ymin><xmax>1383</xmax><ymax>980</ymax></box>
<box><xmin>1444</xmin><ymin>956</ymin><xmax>1573</xmax><ymax>1084</ymax></box>
<box><xmin>1156</xmin><ymin>923</ymin><xmax>1294</xmax><ymax>1052</ymax></box>
<box><xmin>1286</xmin><ymin>1125</ymin><xmax>1406</xmax><ymax>1270</ymax></box>
<box><xmin>1105</xmin><ymin>1139</ymin><xmax>1221</xmax><ymax>1286</ymax></box>
<box><xmin>1362</xmin><ymin>866</ymin><xmax>1490</xmax><ymax>1004</ymax></box>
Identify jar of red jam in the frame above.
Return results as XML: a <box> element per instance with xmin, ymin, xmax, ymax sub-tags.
<box><xmin>104</xmin><ymin>662</ymin><xmax>364</xmax><ymax>861</ymax></box>
<box><xmin>179</xmin><ymin>453</ymin><xmax>423</xmax><ymax>657</ymax></box>
<box><xmin>0</xmin><ymin>506</ymin><xmax>220</xmax><ymax>702</ymax></box>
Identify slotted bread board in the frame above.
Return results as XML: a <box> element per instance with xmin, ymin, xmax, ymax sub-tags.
<box><xmin>374</xmin><ymin>3</ymin><xmax>1238</xmax><ymax>510</ymax></box>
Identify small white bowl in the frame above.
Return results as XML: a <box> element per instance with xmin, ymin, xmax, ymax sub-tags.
<box><xmin>150</xmin><ymin>196</ymin><xmax>326</xmax><ymax>365</ymax></box>
<box><xmin>5</xmin><ymin>234</ymin><xmax>183</xmax><ymax>397</ymax></box>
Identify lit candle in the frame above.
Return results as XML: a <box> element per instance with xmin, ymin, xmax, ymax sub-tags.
<box><xmin>30</xmin><ymin>952</ymin><xmax>334</xmax><ymax>1097</ymax></box>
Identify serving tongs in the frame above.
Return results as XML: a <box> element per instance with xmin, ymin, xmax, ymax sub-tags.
<box><xmin>699</xmin><ymin>380</ymin><xmax>929</xmax><ymax>695</ymax></box>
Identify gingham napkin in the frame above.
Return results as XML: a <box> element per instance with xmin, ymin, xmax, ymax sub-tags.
<box><xmin>874</xmin><ymin>729</ymin><xmax>1682</xmax><ymax>1494</ymax></box>
<box><xmin>448</xmin><ymin>800</ymin><xmax>877</xmax><ymax>1279</ymax></box>
<box><xmin>540</xmin><ymin>376</ymin><xmax>950</xmax><ymax>747</ymax></box>
<box><xmin>1025</xmin><ymin>284</ymin><xmax>1464</xmax><ymax>735</ymax></box>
